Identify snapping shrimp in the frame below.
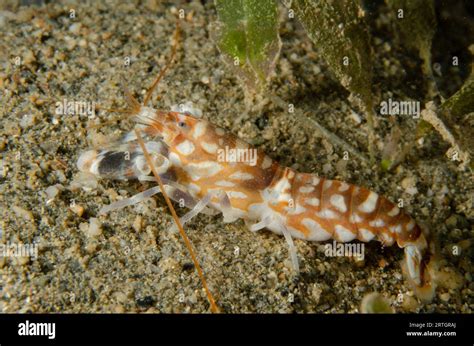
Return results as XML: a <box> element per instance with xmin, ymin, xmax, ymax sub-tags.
<box><xmin>78</xmin><ymin>97</ymin><xmax>437</xmax><ymax>302</ymax></box>
<box><xmin>76</xmin><ymin>23</ymin><xmax>436</xmax><ymax>303</ymax></box>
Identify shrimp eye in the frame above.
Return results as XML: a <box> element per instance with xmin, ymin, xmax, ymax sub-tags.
<box><xmin>178</xmin><ymin>121</ymin><xmax>186</xmax><ymax>128</ymax></box>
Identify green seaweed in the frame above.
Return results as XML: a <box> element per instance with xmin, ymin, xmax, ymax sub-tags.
<box><xmin>380</xmin><ymin>158</ymin><xmax>392</xmax><ymax>172</ymax></box>
<box><xmin>386</xmin><ymin>0</ymin><xmax>437</xmax><ymax>95</ymax></box>
<box><xmin>415</xmin><ymin>119</ymin><xmax>434</xmax><ymax>138</ymax></box>
<box><xmin>213</xmin><ymin>0</ymin><xmax>281</xmax><ymax>92</ymax></box>
<box><xmin>440</xmin><ymin>75</ymin><xmax>474</xmax><ymax>169</ymax></box>
<box><xmin>441</xmin><ymin>75</ymin><xmax>474</xmax><ymax>119</ymax></box>
<box><xmin>286</xmin><ymin>0</ymin><xmax>376</xmax><ymax>159</ymax></box>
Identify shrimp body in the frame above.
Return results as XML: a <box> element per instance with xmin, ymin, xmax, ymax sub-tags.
<box><xmin>78</xmin><ymin>106</ymin><xmax>436</xmax><ymax>301</ymax></box>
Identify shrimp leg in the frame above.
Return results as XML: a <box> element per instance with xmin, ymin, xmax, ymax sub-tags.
<box><xmin>99</xmin><ymin>176</ymin><xmax>201</xmax><ymax>215</ymax></box>
<box><xmin>169</xmin><ymin>190</ymin><xmax>237</xmax><ymax>231</ymax></box>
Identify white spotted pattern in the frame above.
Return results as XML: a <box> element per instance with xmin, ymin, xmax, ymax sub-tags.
<box><xmin>176</xmin><ymin>140</ymin><xmax>195</xmax><ymax>156</ymax></box>
<box><xmin>187</xmin><ymin>161</ymin><xmax>223</xmax><ymax>180</ymax></box>
<box><xmin>193</xmin><ymin>122</ymin><xmax>206</xmax><ymax>139</ymax></box>
<box><xmin>299</xmin><ymin>186</ymin><xmax>315</xmax><ymax>194</ymax></box>
<box><xmin>201</xmin><ymin>141</ymin><xmax>218</xmax><ymax>154</ymax></box>
<box><xmin>288</xmin><ymin>204</ymin><xmax>307</xmax><ymax>215</ymax></box>
<box><xmin>390</xmin><ymin>224</ymin><xmax>402</xmax><ymax>234</ymax></box>
<box><xmin>358</xmin><ymin>191</ymin><xmax>378</xmax><ymax>213</ymax></box>
<box><xmin>229</xmin><ymin>171</ymin><xmax>254</xmax><ymax>180</ymax></box>
<box><xmin>215</xmin><ymin>180</ymin><xmax>235</xmax><ymax>187</ymax></box>
<box><xmin>305</xmin><ymin>198</ymin><xmax>320</xmax><ymax>207</ymax></box>
<box><xmin>334</xmin><ymin>224</ymin><xmax>356</xmax><ymax>242</ymax></box>
<box><xmin>316</xmin><ymin>209</ymin><xmax>338</xmax><ymax>219</ymax></box>
<box><xmin>169</xmin><ymin>152</ymin><xmax>182</xmax><ymax>166</ymax></box>
<box><xmin>359</xmin><ymin>228</ymin><xmax>375</xmax><ymax>241</ymax></box>
<box><xmin>330</xmin><ymin>194</ymin><xmax>347</xmax><ymax>213</ymax></box>
<box><xmin>302</xmin><ymin>218</ymin><xmax>332</xmax><ymax>241</ymax></box>
<box><xmin>369</xmin><ymin>219</ymin><xmax>385</xmax><ymax>227</ymax></box>
<box><xmin>387</xmin><ymin>206</ymin><xmax>400</xmax><ymax>217</ymax></box>
<box><xmin>349</xmin><ymin>213</ymin><xmax>363</xmax><ymax>223</ymax></box>
<box><xmin>323</xmin><ymin>180</ymin><xmax>333</xmax><ymax>189</ymax></box>
<box><xmin>227</xmin><ymin>191</ymin><xmax>248</xmax><ymax>199</ymax></box>
<box><xmin>339</xmin><ymin>182</ymin><xmax>350</xmax><ymax>192</ymax></box>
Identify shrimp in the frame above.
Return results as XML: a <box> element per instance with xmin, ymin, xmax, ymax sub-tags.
<box><xmin>76</xmin><ymin>22</ymin><xmax>436</xmax><ymax>303</ymax></box>
<box><xmin>77</xmin><ymin>102</ymin><xmax>437</xmax><ymax>302</ymax></box>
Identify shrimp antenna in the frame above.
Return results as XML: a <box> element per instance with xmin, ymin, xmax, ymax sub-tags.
<box><xmin>134</xmin><ymin>128</ymin><xmax>220</xmax><ymax>313</ymax></box>
<box><xmin>123</xmin><ymin>80</ymin><xmax>141</xmax><ymax>114</ymax></box>
<box><xmin>143</xmin><ymin>19</ymin><xmax>181</xmax><ymax>106</ymax></box>
<box><xmin>89</xmin><ymin>79</ymin><xmax>141</xmax><ymax>129</ymax></box>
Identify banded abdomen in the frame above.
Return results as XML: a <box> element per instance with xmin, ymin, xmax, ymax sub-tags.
<box><xmin>264</xmin><ymin>167</ymin><xmax>436</xmax><ymax>301</ymax></box>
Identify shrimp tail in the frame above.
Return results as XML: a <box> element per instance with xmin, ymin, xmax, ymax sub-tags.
<box><xmin>400</xmin><ymin>228</ymin><xmax>438</xmax><ymax>302</ymax></box>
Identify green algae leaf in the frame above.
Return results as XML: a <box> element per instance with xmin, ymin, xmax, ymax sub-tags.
<box><xmin>286</xmin><ymin>0</ymin><xmax>373</xmax><ymax>107</ymax></box>
<box><xmin>441</xmin><ymin>75</ymin><xmax>474</xmax><ymax>119</ymax></box>
<box><xmin>213</xmin><ymin>0</ymin><xmax>281</xmax><ymax>92</ymax></box>
<box><xmin>440</xmin><ymin>75</ymin><xmax>474</xmax><ymax>169</ymax></box>
<box><xmin>380</xmin><ymin>158</ymin><xmax>392</xmax><ymax>172</ymax></box>
<box><xmin>386</xmin><ymin>0</ymin><xmax>437</xmax><ymax>94</ymax></box>
<box><xmin>285</xmin><ymin>0</ymin><xmax>376</xmax><ymax>159</ymax></box>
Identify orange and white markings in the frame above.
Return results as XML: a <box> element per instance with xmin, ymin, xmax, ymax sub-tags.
<box><xmin>358</xmin><ymin>191</ymin><xmax>379</xmax><ymax>213</ymax></box>
<box><xmin>78</xmin><ymin>104</ymin><xmax>437</xmax><ymax>302</ymax></box>
<box><xmin>176</xmin><ymin>140</ymin><xmax>195</xmax><ymax>155</ymax></box>
<box><xmin>201</xmin><ymin>141</ymin><xmax>218</xmax><ymax>154</ymax></box>
<box><xmin>330</xmin><ymin>194</ymin><xmax>347</xmax><ymax>213</ymax></box>
<box><xmin>192</xmin><ymin>121</ymin><xmax>207</xmax><ymax>139</ymax></box>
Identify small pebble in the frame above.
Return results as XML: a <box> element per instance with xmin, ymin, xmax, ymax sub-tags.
<box><xmin>401</xmin><ymin>177</ymin><xmax>418</xmax><ymax>195</ymax></box>
<box><xmin>70</xmin><ymin>204</ymin><xmax>84</xmax><ymax>217</ymax></box>
<box><xmin>311</xmin><ymin>284</ymin><xmax>322</xmax><ymax>304</ymax></box>
<box><xmin>68</xmin><ymin>23</ymin><xmax>82</xmax><ymax>35</ymax></box>
<box><xmin>20</xmin><ymin>113</ymin><xmax>35</xmax><ymax>128</ymax></box>
<box><xmin>322</xmin><ymin>163</ymin><xmax>332</xmax><ymax>175</ymax></box>
<box><xmin>133</xmin><ymin>215</ymin><xmax>142</xmax><ymax>232</ymax></box>
<box><xmin>401</xmin><ymin>294</ymin><xmax>419</xmax><ymax>311</ymax></box>
<box><xmin>23</xmin><ymin>49</ymin><xmax>36</xmax><ymax>65</ymax></box>
<box><xmin>266</xmin><ymin>271</ymin><xmax>278</xmax><ymax>288</ymax></box>
<box><xmin>86</xmin><ymin>218</ymin><xmax>102</xmax><ymax>237</ymax></box>
<box><xmin>85</xmin><ymin>241</ymin><xmax>97</xmax><ymax>254</ymax></box>
<box><xmin>440</xmin><ymin>292</ymin><xmax>450</xmax><ymax>302</ymax></box>
<box><xmin>45</xmin><ymin>185</ymin><xmax>61</xmax><ymax>201</ymax></box>
<box><xmin>12</xmin><ymin>205</ymin><xmax>34</xmax><ymax>222</ymax></box>
<box><xmin>349</xmin><ymin>110</ymin><xmax>362</xmax><ymax>124</ymax></box>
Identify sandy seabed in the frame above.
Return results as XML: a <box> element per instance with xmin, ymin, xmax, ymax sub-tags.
<box><xmin>0</xmin><ymin>0</ymin><xmax>473</xmax><ymax>313</ymax></box>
